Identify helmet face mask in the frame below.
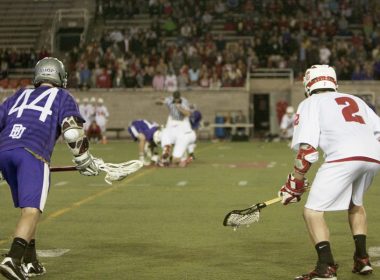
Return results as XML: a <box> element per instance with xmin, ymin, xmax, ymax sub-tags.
<box><xmin>303</xmin><ymin>65</ymin><xmax>337</xmax><ymax>97</ymax></box>
<box><xmin>33</xmin><ymin>57</ymin><xmax>67</xmax><ymax>88</ymax></box>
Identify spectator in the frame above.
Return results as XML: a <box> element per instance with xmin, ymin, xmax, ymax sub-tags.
<box><xmin>188</xmin><ymin>65</ymin><xmax>200</xmax><ymax>86</ymax></box>
<box><xmin>164</xmin><ymin>69</ymin><xmax>178</xmax><ymax>92</ymax></box>
<box><xmin>78</xmin><ymin>63</ymin><xmax>92</xmax><ymax>89</ymax></box>
<box><xmin>152</xmin><ymin>70</ymin><xmax>165</xmax><ymax>91</ymax></box>
<box><xmin>113</xmin><ymin>69</ymin><xmax>125</xmax><ymax>88</ymax></box>
<box><xmin>96</xmin><ymin>68</ymin><xmax>112</xmax><ymax>88</ymax></box>
<box><xmin>209</xmin><ymin>72</ymin><xmax>222</xmax><ymax>90</ymax></box>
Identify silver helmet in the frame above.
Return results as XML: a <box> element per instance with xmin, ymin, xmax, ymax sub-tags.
<box><xmin>33</xmin><ymin>57</ymin><xmax>67</xmax><ymax>88</ymax></box>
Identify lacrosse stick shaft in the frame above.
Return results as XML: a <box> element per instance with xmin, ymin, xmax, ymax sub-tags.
<box><xmin>263</xmin><ymin>196</ymin><xmax>282</xmax><ymax>206</ymax></box>
<box><xmin>50</xmin><ymin>166</ymin><xmax>77</xmax><ymax>172</ymax></box>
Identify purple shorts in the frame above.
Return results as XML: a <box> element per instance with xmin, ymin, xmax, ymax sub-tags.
<box><xmin>0</xmin><ymin>148</ymin><xmax>50</xmax><ymax>211</ymax></box>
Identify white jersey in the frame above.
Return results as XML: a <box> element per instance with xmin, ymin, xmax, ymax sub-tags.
<box><xmin>292</xmin><ymin>91</ymin><xmax>380</xmax><ymax>162</ymax></box>
<box><xmin>280</xmin><ymin>113</ymin><xmax>295</xmax><ymax>138</ymax></box>
<box><xmin>79</xmin><ymin>103</ymin><xmax>95</xmax><ymax>130</ymax></box>
<box><xmin>95</xmin><ymin>105</ymin><xmax>109</xmax><ymax>132</ymax></box>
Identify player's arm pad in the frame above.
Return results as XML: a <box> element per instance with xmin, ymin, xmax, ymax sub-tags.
<box><xmin>62</xmin><ymin>116</ymin><xmax>89</xmax><ymax>156</ymax></box>
<box><xmin>294</xmin><ymin>144</ymin><xmax>318</xmax><ymax>175</ymax></box>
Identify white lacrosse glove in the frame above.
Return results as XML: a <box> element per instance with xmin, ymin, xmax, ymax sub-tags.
<box><xmin>73</xmin><ymin>151</ymin><xmax>100</xmax><ymax>176</ymax></box>
<box><xmin>278</xmin><ymin>173</ymin><xmax>308</xmax><ymax>205</ymax></box>
<box><xmin>0</xmin><ymin>171</ymin><xmax>3</xmax><ymax>181</ymax></box>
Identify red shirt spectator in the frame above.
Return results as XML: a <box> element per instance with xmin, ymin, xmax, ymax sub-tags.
<box><xmin>96</xmin><ymin>68</ymin><xmax>112</xmax><ymax>88</ymax></box>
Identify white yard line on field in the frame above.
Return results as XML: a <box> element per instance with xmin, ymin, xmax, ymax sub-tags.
<box><xmin>1</xmin><ymin>249</ymin><xmax>70</xmax><ymax>258</ymax></box>
<box><xmin>369</xmin><ymin>247</ymin><xmax>380</xmax><ymax>257</ymax></box>
<box><xmin>176</xmin><ymin>181</ymin><xmax>188</xmax><ymax>187</ymax></box>
<box><xmin>238</xmin><ymin>181</ymin><xmax>248</xmax><ymax>186</ymax></box>
<box><xmin>54</xmin><ymin>181</ymin><xmax>68</xmax><ymax>187</ymax></box>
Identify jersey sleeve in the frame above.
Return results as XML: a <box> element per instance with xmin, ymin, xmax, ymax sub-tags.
<box><xmin>291</xmin><ymin>99</ymin><xmax>321</xmax><ymax>150</ymax></box>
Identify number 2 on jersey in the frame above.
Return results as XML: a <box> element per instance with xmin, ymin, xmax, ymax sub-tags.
<box><xmin>335</xmin><ymin>96</ymin><xmax>365</xmax><ymax>124</ymax></box>
<box><xmin>8</xmin><ymin>88</ymin><xmax>58</xmax><ymax>122</ymax></box>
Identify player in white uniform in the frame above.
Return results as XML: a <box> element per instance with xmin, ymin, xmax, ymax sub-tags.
<box><xmin>156</xmin><ymin>91</ymin><xmax>195</xmax><ymax>166</ymax></box>
<box><xmin>278</xmin><ymin>65</ymin><xmax>380</xmax><ymax>280</ymax></box>
<box><xmin>280</xmin><ymin>106</ymin><xmax>295</xmax><ymax>140</ymax></box>
<box><xmin>95</xmin><ymin>98</ymin><xmax>109</xmax><ymax>144</ymax></box>
<box><xmin>160</xmin><ymin>122</ymin><xmax>196</xmax><ymax>167</ymax></box>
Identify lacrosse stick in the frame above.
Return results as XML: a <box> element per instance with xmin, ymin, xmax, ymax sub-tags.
<box><xmin>50</xmin><ymin>158</ymin><xmax>144</xmax><ymax>185</ymax></box>
<box><xmin>223</xmin><ymin>196</ymin><xmax>281</xmax><ymax>230</ymax></box>
<box><xmin>223</xmin><ymin>187</ymin><xmax>310</xmax><ymax>230</ymax></box>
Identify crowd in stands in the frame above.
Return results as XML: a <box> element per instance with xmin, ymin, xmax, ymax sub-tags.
<box><xmin>1</xmin><ymin>0</ymin><xmax>380</xmax><ymax>90</ymax></box>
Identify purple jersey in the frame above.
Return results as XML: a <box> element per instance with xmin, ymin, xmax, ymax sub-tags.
<box><xmin>190</xmin><ymin>110</ymin><xmax>202</xmax><ymax>129</ymax></box>
<box><xmin>128</xmin><ymin>120</ymin><xmax>158</xmax><ymax>142</ymax></box>
<box><xmin>0</xmin><ymin>86</ymin><xmax>83</xmax><ymax>162</ymax></box>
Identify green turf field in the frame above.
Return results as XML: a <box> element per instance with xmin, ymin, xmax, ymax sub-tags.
<box><xmin>0</xmin><ymin>141</ymin><xmax>379</xmax><ymax>280</ymax></box>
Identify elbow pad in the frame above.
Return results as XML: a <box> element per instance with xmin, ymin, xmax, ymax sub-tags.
<box><xmin>62</xmin><ymin>116</ymin><xmax>89</xmax><ymax>156</ymax></box>
<box><xmin>294</xmin><ymin>144</ymin><xmax>319</xmax><ymax>175</ymax></box>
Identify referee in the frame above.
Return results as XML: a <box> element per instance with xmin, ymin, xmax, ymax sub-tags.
<box><xmin>156</xmin><ymin>91</ymin><xmax>191</xmax><ymax>123</ymax></box>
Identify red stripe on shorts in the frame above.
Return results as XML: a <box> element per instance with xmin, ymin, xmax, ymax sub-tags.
<box><xmin>326</xmin><ymin>156</ymin><xmax>380</xmax><ymax>164</ymax></box>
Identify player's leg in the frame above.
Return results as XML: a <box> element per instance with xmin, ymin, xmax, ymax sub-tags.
<box><xmin>172</xmin><ymin>131</ymin><xmax>195</xmax><ymax>167</ymax></box>
<box><xmin>159</xmin><ymin>127</ymin><xmax>175</xmax><ymax>166</ymax></box>
<box><xmin>349</xmin><ymin>162</ymin><xmax>380</xmax><ymax>275</ymax></box>
<box><xmin>295</xmin><ymin>162</ymin><xmax>359</xmax><ymax>280</ymax></box>
<box><xmin>0</xmin><ymin>149</ymin><xmax>49</xmax><ymax>279</ymax></box>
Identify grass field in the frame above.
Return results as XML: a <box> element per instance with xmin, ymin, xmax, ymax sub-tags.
<box><xmin>0</xmin><ymin>141</ymin><xmax>379</xmax><ymax>280</ymax></box>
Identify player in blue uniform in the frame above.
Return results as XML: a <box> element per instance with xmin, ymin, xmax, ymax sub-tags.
<box><xmin>128</xmin><ymin>119</ymin><xmax>161</xmax><ymax>165</ymax></box>
<box><xmin>0</xmin><ymin>57</ymin><xmax>100</xmax><ymax>280</ymax></box>
<box><xmin>188</xmin><ymin>105</ymin><xmax>202</xmax><ymax>160</ymax></box>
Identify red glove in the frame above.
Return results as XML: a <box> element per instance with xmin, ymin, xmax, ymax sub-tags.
<box><xmin>278</xmin><ymin>174</ymin><xmax>308</xmax><ymax>205</ymax></box>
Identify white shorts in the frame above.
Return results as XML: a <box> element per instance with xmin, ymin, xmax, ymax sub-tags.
<box><xmin>172</xmin><ymin>130</ymin><xmax>196</xmax><ymax>159</ymax></box>
<box><xmin>305</xmin><ymin>160</ymin><xmax>380</xmax><ymax>211</ymax></box>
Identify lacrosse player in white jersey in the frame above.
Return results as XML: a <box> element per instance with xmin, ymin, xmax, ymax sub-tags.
<box><xmin>280</xmin><ymin>106</ymin><xmax>295</xmax><ymax>141</ymax></box>
<box><xmin>159</xmin><ymin>122</ymin><xmax>196</xmax><ymax>167</ymax></box>
<box><xmin>278</xmin><ymin>65</ymin><xmax>380</xmax><ymax>280</ymax></box>
<box><xmin>95</xmin><ymin>98</ymin><xmax>109</xmax><ymax>144</ymax></box>
<box><xmin>156</xmin><ymin>91</ymin><xmax>195</xmax><ymax>166</ymax></box>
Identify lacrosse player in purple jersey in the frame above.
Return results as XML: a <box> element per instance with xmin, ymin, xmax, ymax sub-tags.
<box><xmin>128</xmin><ymin>119</ymin><xmax>161</xmax><ymax>165</ymax></box>
<box><xmin>0</xmin><ymin>57</ymin><xmax>100</xmax><ymax>280</ymax></box>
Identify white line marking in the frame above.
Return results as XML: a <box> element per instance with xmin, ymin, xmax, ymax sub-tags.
<box><xmin>228</xmin><ymin>164</ymin><xmax>237</xmax><ymax>168</ymax></box>
<box><xmin>267</xmin><ymin>161</ymin><xmax>277</xmax><ymax>168</ymax></box>
<box><xmin>54</xmin><ymin>181</ymin><xmax>68</xmax><ymax>187</ymax></box>
<box><xmin>238</xmin><ymin>181</ymin><xmax>248</xmax><ymax>186</ymax></box>
<box><xmin>1</xmin><ymin>249</ymin><xmax>70</xmax><ymax>258</ymax></box>
<box><xmin>37</xmin><ymin>249</ymin><xmax>70</xmax><ymax>257</ymax></box>
<box><xmin>177</xmin><ymin>181</ymin><xmax>188</xmax><ymax>187</ymax></box>
<box><xmin>369</xmin><ymin>247</ymin><xmax>380</xmax><ymax>257</ymax></box>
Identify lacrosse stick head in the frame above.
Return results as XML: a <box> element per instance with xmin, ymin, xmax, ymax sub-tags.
<box><xmin>93</xmin><ymin>158</ymin><xmax>144</xmax><ymax>185</ymax></box>
<box><xmin>223</xmin><ymin>203</ymin><xmax>266</xmax><ymax>229</ymax></box>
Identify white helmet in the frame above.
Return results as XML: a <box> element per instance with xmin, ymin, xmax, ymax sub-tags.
<box><xmin>286</xmin><ymin>106</ymin><xmax>294</xmax><ymax>114</ymax></box>
<box><xmin>153</xmin><ymin>130</ymin><xmax>161</xmax><ymax>145</ymax></box>
<box><xmin>97</xmin><ymin>98</ymin><xmax>104</xmax><ymax>104</ymax></box>
<box><xmin>303</xmin><ymin>65</ymin><xmax>337</xmax><ymax>96</ymax></box>
<box><xmin>90</xmin><ymin>96</ymin><xmax>96</xmax><ymax>103</ymax></box>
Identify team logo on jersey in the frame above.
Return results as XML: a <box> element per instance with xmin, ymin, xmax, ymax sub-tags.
<box><xmin>9</xmin><ymin>124</ymin><xmax>26</xmax><ymax>139</ymax></box>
